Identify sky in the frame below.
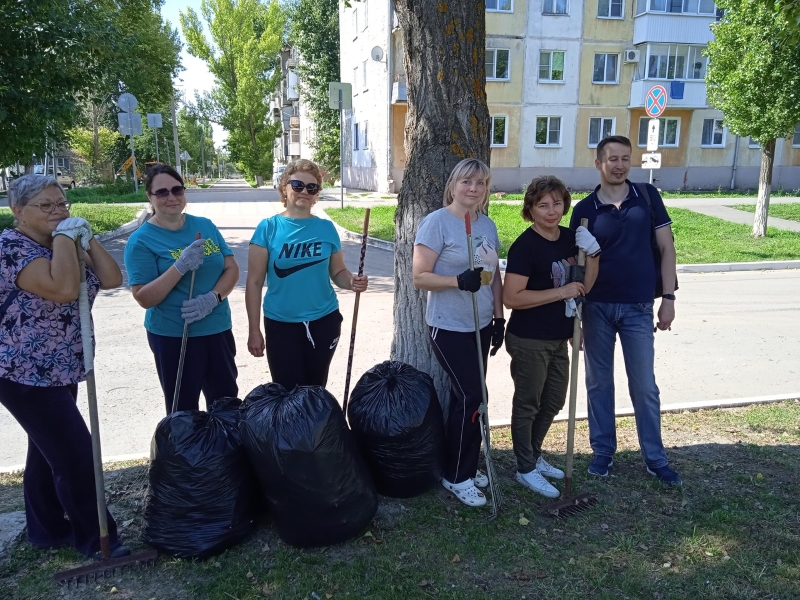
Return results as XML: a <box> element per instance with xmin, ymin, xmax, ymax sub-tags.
<box><xmin>160</xmin><ymin>0</ymin><xmax>229</xmax><ymax>145</ymax></box>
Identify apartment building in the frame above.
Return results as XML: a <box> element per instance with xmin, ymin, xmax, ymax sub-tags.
<box><xmin>340</xmin><ymin>1</ymin><xmax>800</xmax><ymax>192</ymax></box>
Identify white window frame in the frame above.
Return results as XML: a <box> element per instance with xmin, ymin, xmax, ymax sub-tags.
<box><xmin>542</xmin><ymin>0</ymin><xmax>569</xmax><ymax>15</ymax></box>
<box><xmin>588</xmin><ymin>117</ymin><xmax>616</xmax><ymax>147</ymax></box>
<box><xmin>362</xmin><ymin>60</ymin><xmax>368</xmax><ymax>91</ymax></box>
<box><xmin>700</xmin><ymin>118</ymin><xmax>725</xmax><ymax>147</ymax></box>
<box><xmin>598</xmin><ymin>0</ymin><xmax>624</xmax><ymax>18</ymax></box>
<box><xmin>538</xmin><ymin>50</ymin><xmax>566</xmax><ymax>83</ymax></box>
<box><xmin>486</xmin><ymin>48</ymin><xmax>511</xmax><ymax>81</ymax></box>
<box><xmin>638</xmin><ymin>116</ymin><xmax>680</xmax><ymax>147</ymax></box>
<box><xmin>290</xmin><ymin>129</ymin><xmax>300</xmax><ymax>144</ymax></box>
<box><xmin>643</xmin><ymin>44</ymin><xmax>707</xmax><ymax>81</ymax></box>
<box><xmin>486</xmin><ymin>0</ymin><xmax>513</xmax><ymax>12</ymax></box>
<box><xmin>748</xmin><ymin>137</ymin><xmax>761</xmax><ymax>149</ymax></box>
<box><xmin>793</xmin><ymin>125</ymin><xmax>800</xmax><ymax>147</ymax></box>
<box><xmin>353</xmin><ymin>122</ymin><xmax>359</xmax><ymax>150</ymax></box>
<box><xmin>362</xmin><ymin>0</ymin><xmax>368</xmax><ymax>30</ymax></box>
<box><xmin>535</xmin><ymin>116</ymin><xmax>562</xmax><ymax>147</ymax></box>
<box><xmin>353</xmin><ymin>67</ymin><xmax>358</xmax><ymax>94</ymax></box>
<box><xmin>56</xmin><ymin>157</ymin><xmax>66</xmax><ymax>167</ymax></box>
<box><xmin>363</xmin><ymin>120</ymin><xmax>368</xmax><ymax>148</ymax></box>
<box><xmin>490</xmin><ymin>115</ymin><xmax>508</xmax><ymax>147</ymax></box>
<box><xmin>637</xmin><ymin>0</ymin><xmax>716</xmax><ymax>14</ymax></box>
<box><xmin>592</xmin><ymin>53</ymin><xmax>619</xmax><ymax>84</ymax></box>
<box><xmin>352</xmin><ymin>8</ymin><xmax>358</xmax><ymax>39</ymax></box>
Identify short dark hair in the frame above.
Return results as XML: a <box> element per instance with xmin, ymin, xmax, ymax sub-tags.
<box><xmin>522</xmin><ymin>176</ymin><xmax>571</xmax><ymax>223</ymax></box>
<box><xmin>145</xmin><ymin>164</ymin><xmax>184</xmax><ymax>194</ymax></box>
<box><xmin>597</xmin><ymin>135</ymin><xmax>632</xmax><ymax>160</ymax></box>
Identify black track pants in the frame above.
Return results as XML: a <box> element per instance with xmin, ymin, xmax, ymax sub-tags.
<box><xmin>428</xmin><ymin>324</ymin><xmax>492</xmax><ymax>485</ymax></box>
<box><xmin>264</xmin><ymin>310</ymin><xmax>343</xmax><ymax>390</ymax></box>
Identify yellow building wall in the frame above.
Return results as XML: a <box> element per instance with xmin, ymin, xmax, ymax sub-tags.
<box><xmin>578</xmin><ymin>43</ymin><xmax>635</xmax><ymax>107</ymax></box>
<box><xmin>486</xmin><ymin>3</ymin><xmax>527</xmax><ymax>37</ymax></box>
<box><xmin>630</xmin><ymin>109</ymin><xmax>692</xmax><ymax>167</ymax></box>
<box><xmin>574</xmin><ymin>107</ymin><xmax>632</xmax><ymax>168</ymax></box>
<box><xmin>581</xmin><ymin>3</ymin><xmax>634</xmax><ymax>42</ymax></box>
<box><xmin>488</xmin><ymin>105</ymin><xmax>521</xmax><ymax>168</ymax></box>
<box><xmin>486</xmin><ymin>38</ymin><xmax>524</xmax><ymax>104</ymax></box>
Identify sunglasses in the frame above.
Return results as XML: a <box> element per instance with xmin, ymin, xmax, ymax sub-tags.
<box><xmin>31</xmin><ymin>201</ymin><xmax>71</xmax><ymax>213</ymax></box>
<box><xmin>288</xmin><ymin>180</ymin><xmax>321</xmax><ymax>195</ymax></box>
<box><xmin>151</xmin><ymin>185</ymin><xmax>186</xmax><ymax>199</ymax></box>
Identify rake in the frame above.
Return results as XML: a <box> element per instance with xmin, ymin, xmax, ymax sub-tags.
<box><xmin>541</xmin><ymin>218</ymin><xmax>598</xmax><ymax>519</ymax></box>
<box><xmin>54</xmin><ymin>238</ymin><xmax>157</xmax><ymax>585</ymax></box>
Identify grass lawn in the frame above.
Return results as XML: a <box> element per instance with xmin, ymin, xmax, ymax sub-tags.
<box><xmin>66</xmin><ymin>183</ymin><xmax>146</xmax><ymax>205</ymax></box>
<box><xmin>498</xmin><ymin>188</ymin><xmax>800</xmax><ymax>201</ymax></box>
<box><xmin>2</xmin><ymin>402</ymin><xmax>798</xmax><ymax>599</ymax></box>
<box><xmin>0</xmin><ymin>205</ymin><xmax>140</xmax><ymax>235</ymax></box>
<box><xmin>732</xmin><ymin>203</ymin><xmax>800</xmax><ymax>223</ymax></box>
<box><xmin>327</xmin><ymin>205</ymin><xmax>800</xmax><ymax>263</ymax></box>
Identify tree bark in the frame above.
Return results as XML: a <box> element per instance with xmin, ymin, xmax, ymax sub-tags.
<box><xmin>752</xmin><ymin>138</ymin><xmax>776</xmax><ymax>237</ymax></box>
<box><xmin>391</xmin><ymin>1</ymin><xmax>490</xmax><ymax>406</ymax></box>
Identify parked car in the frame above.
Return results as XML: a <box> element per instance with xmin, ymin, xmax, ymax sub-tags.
<box><xmin>272</xmin><ymin>166</ymin><xmax>286</xmax><ymax>189</ymax></box>
<box><xmin>56</xmin><ymin>171</ymin><xmax>76</xmax><ymax>188</ymax></box>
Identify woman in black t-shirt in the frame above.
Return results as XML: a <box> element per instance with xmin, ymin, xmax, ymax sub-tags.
<box><xmin>502</xmin><ymin>176</ymin><xmax>600</xmax><ymax>499</ymax></box>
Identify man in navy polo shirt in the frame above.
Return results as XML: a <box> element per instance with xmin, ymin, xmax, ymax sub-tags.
<box><xmin>569</xmin><ymin>135</ymin><xmax>681</xmax><ymax>486</ymax></box>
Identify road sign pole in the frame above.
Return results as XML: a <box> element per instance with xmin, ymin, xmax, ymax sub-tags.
<box><xmin>171</xmin><ymin>96</ymin><xmax>181</xmax><ymax>179</ymax></box>
<box><xmin>128</xmin><ymin>113</ymin><xmax>139</xmax><ymax>194</ymax></box>
<box><xmin>155</xmin><ymin>127</ymin><xmax>160</xmax><ymax>163</ymax></box>
<box><xmin>339</xmin><ymin>88</ymin><xmax>344</xmax><ymax>210</ymax></box>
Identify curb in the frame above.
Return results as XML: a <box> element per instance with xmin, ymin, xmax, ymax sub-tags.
<box><xmin>488</xmin><ymin>393</ymin><xmax>800</xmax><ymax>429</ymax></box>
<box><xmin>96</xmin><ymin>207</ymin><xmax>149</xmax><ymax>242</ymax></box>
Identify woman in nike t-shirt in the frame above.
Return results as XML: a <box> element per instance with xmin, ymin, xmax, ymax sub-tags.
<box><xmin>246</xmin><ymin>159</ymin><xmax>368</xmax><ymax>390</ymax></box>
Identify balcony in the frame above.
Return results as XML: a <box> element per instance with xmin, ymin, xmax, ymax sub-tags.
<box><xmin>392</xmin><ymin>81</ymin><xmax>407</xmax><ymax>103</ymax></box>
<box><xmin>629</xmin><ymin>79</ymin><xmax>707</xmax><ymax>108</ymax></box>
<box><xmin>633</xmin><ymin>13</ymin><xmax>715</xmax><ymax>45</ymax></box>
<box><xmin>288</xmin><ymin>142</ymin><xmax>301</xmax><ymax>157</ymax></box>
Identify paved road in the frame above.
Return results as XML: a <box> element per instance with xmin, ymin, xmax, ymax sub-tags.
<box><xmin>1</xmin><ymin>180</ymin><xmax>799</xmax><ymax>468</ymax></box>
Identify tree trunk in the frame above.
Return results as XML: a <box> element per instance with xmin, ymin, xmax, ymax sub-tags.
<box><xmin>391</xmin><ymin>1</ymin><xmax>490</xmax><ymax>406</ymax></box>
<box><xmin>92</xmin><ymin>103</ymin><xmax>101</xmax><ymax>168</ymax></box>
<box><xmin>752</xmin><ymin>138</ymin><xmax>776</xmax><ymax>237</ymax></box>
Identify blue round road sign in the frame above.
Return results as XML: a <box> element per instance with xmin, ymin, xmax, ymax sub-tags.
<box><xmin>645</xmin><ymin>85</ymin><xmax>668</xmax><ymax>118</ymax></box>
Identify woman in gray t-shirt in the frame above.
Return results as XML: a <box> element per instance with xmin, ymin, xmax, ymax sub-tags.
<box><xmin>412</xmin><ymin>158</ymin><xmax>504</xmax><ymax>508</ymax></box>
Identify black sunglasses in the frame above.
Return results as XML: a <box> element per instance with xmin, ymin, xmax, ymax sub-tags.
<box><xmin>289</xmin><ymin>180</ymin><xmax>321</xmax><ymax>195</ymax></box>
<box><xmin>151</xmin><ymin>185</ymin><xmax>186</xmax><ymax>199</ymax></box>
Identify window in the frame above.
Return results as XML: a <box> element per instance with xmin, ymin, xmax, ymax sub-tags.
<box><xmin>486</xmin><ymin>48</ymin><xmax>510</xmax><ymax>80</ymax></box>
<box><xmin>363</xmin><ymin>121</ymin><xmax>368</xmax><ymax>147</ymax></box>
<box><xmin>353</xmin><ymin>123</ymin><xmax>359</xmax><ymax>150</ymax></box>
<box><xmin>290</xmin><ymin>129</ymin><xmax>300</xmax><ymax>144</ymax></box>
<box><xmin>539</xmin><ymin>51</ymin><xmax>565</xmax><ymax>82</ymax></box>
<box><xmin>352</xmin><ymin>8</ymin><xmax>358</xmax><ymax>37</ymax></box>
<box><xmin>353</xmin><ymin>67</ymin><xmax>358</xmax><ymax>93</ymax></box>
<box><xmin>536</xmin><ymin>116</ymin><xmax>562</xmax><ymax>146</ymax></box>
<box><xmin>638</xmin><ymin>117</ymin><xmax>679</xmax><ymax>147</ymax></box>
<box><xmin>793</xmin><ymin>125</ymin><xmax>800</xmax><ymax>147</ymax></box>
<box><xmin>543</xmin><ymin>0</ymin><xmax>568</xmax><ymax>14</ymax></box>
<box><xmin>598</xmin><ymin>0</ymin><xmax>623</xmax><ymax>18</ymax></box>
<box><xmin>701</xmin><ymin>119</ymin><xmax>724</xmax><ymax>146</ymax></box>
<box><xmin>589</xmin><ymin>117</ymin><xmax>615</xmax><ymax>146</ymax></box>
<box><xmin>644</xmin><ymin>45</ymin><xmax>707</xmax><ymax>80</ymax></box>
<box><xmin>486</xmin><ymin>0</ymin><xmax>513</xmax><ymax>10</ymax></box>
<box><xmin>593</xmin><ymin>53</ymin><xmax>618</xmax><ymax>83</ymax></box>
<box><xmin>490</xmin><ymin>116</ymin><xmax>508</xmax><ymax>147</ymax></box>
<box><xmin>56</xmin><ymin>157</ymin><xmax>66</xmax><ymax>167</ymax></box>
<box><xmin>362</xmin><ymin>60</ymin><xmax>368</xmax><ymax>90</ymax></box>
<box><xmin>748</xmin><ymin>137</ymin><xmax>760</xmax><ymax>149</ymax></box>
<box><xmin>637</xmin><ymin>0</ymin><xmax>715</xmax><ymax>13</ymax></box>
<box><xmin>362</xmin><ymin>0</ymin><xmax>368</xmax><ymax>29</ymax></box>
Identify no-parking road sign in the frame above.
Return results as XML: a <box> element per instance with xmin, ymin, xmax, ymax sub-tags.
<box><xmin>645</xmin><ymin>85</ymin><xmax>668</xmax><ymax>118</ymax></box>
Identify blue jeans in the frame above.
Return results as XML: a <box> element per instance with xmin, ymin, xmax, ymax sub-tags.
<box><xmin>582</xmin><ymin>301</ymin><xmax>668</xmax><ymax>468</ymax></box>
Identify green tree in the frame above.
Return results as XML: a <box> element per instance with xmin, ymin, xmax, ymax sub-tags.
<box><xmin>706</xmin><ymin>0</ymin><xmax>800</xmax><ymax>237</ymax></box>
<box><xmin>68</xmin><ymin>127</ymin><xmax>122</xmax><ymax>164</ymax></box>
<box><xmin>181</xmin><ymin>0</ymin><xmax>285</xmax><ymax>185</ymax></box>
<box><xmin>289</xmin><ymin>0</ymin><xmax>340</xmax><ymax>177</ymax></box>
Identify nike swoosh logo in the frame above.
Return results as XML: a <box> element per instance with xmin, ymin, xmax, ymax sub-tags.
<box><xmin>273</xmin><ymin>257</ymin><xmax>326</xmax><ymax>278</ymax></box>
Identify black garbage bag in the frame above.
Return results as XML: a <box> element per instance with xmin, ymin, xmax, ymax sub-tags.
<box><xmin>347</xmin><ymin>361</ymin><xmax>446</xmax><ymax>498</ymax></box>
<box><xmin>240</xmin><ymin>383</ymin><xmax>377</xmax><ymax>547</ymax></box>
<box><xmin>142</xmin><ymin>397</ymin><xmax>259</xmax><ymax>558</ymax></box>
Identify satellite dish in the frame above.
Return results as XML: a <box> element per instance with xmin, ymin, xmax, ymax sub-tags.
<box><xmin>117</xmin><ymin>93</ymin><xmax>138</xmax><ymax>112</ymax></box>
<box><xmin>370</xmin><ymin>46</ymin><xmax>384</xmax><ymax>62</ymax></box>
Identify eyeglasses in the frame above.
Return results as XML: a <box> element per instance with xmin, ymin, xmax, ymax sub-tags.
<box><xmin>151</xmin><ymin>185</ymin><xmax>186</xmax><ymax>199</ymax></box>
<box><xmin>288</xmin><ymin>180</ymin><xmax>321</xmax><ymax>195</ymax></box>
<box><xmin>31</xmin><ymin>201</ymin><xmax>71</xmax><ymax>213</ymax></box>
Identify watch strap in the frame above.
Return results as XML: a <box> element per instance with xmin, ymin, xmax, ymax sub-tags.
<box><xmin>661</xmin><ymin>293</ymin><xmax>676</xmax><ymax>300</ymax></box>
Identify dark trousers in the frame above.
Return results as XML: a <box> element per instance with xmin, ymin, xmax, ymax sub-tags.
<box><xmin>147</xmin><ymin>328</ymin><xmax>238</xmax><ymax>414</ymax></box>
<box><xmin>428</xmin><ymin>325</ymin><xmax>492</xmax><ymax>485</ymax></box>
<box><xmin>0</xmin><ymin>377</ymin><xmax>119</xmax><ymax>556</ymax></box>
<box><xmin>505</xmin><ymin>333</ymin><xmax>569</xmax><ymax>474</ymax></box>
<box><xmin>264</xmin><ymin>310</ymin><xmax>343</xmax><ymax>390</ymax></box>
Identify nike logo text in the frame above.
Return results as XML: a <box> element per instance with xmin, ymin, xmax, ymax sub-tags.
<box><xmin>329</xmin><ymin>336</ymin><xmax>339</xmax><ymax>349</ymax></box>
<box><xmin>273</xmin><ymin>257</ymin><xmax>327</xmax><ymax>278</ymax></box>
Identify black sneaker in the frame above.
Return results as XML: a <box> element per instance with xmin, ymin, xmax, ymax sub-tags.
<box><xmin>647</xmin><ymin>464</ymin><xmax>683</xmax><ymax>486</ymax></box>
<box><xmin>588</xmin><ymin>455</ymin><xmax>614</xmax><ymax>477</ymax></box>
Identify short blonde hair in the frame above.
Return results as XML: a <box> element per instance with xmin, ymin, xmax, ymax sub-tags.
<box><xmin>279</xmin><ymin>159</ymin><xmax>323</xmax><ymax>206</ymax></box>
<box><xmin>443</xmin><ymin>158</ymin><xmax>492</xmax><ymax>213</ymax></box>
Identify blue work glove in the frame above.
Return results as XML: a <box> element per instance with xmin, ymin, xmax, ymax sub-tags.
<box><xmin>53</xmin><ymin>217</ymin><xmax>93</xmax><ymax>250</ymax></box>
<box><xmin>173</xmin><ymin>238</ymin><xmax>205</xmax><ymax>275</ymax></box>
<box><xmin>181</xmin><ymin>291</ymin><xmax>218</xmax><ymax>324</ymax></box>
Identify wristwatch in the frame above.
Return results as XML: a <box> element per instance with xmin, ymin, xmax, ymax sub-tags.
<box><xmin>661</xmin><ymin>293</ymin><xmax>676</xmax><ymax>301</ymax></box>
<box><xmin>214</xmin><ymin>291</ymin><xmax>222</xmax><ymax>304</ymax></box>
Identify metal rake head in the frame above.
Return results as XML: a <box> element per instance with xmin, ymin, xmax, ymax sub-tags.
<box><xmin>54</xmin><ymin>549</ymin><xmax>158</xmax><ymax>587</ymax></box>
<box><xmin>542</xmin><ymin>492</ymin><xmax>598</xmax><ymax>520</ymax></box>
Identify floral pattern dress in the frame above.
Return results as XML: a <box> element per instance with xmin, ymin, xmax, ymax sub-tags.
<box><xmin>0</xmin><ymin>229</ymin><xmax>99</xmax><ymax>387</ymax></box>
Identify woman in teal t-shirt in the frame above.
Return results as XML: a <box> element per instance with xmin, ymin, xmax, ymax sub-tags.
<box><xmin>246</xmin><ymin>159</ymin><xmax>368</xmax><ymax>390</ymax></box>
<box><xmin>124</xmin><ymin>164</ymin><xmax>240</xmax><ymax>413</ymax></box>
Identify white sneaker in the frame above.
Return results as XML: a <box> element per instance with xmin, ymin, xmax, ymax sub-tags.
<box><xmin>536</xmin><ymin>456</ymin><xmax>565</xmax><ymax>480</ymax></box>
<box><xmin>442</xmin><ymin>478</ymin><xmax>487</xmax><ymax>507</ymax></box>
<box><xmin>472</xmin><ymin>469</ymin><xmax>488</xmax><ymax>488</ymax></box>
<box><xmin>516</xmin><ymin>470</ymin><xmax>560</xmax><ymax>499</ymax></box>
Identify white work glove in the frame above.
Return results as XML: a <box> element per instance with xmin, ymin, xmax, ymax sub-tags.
<box><xmin>564</xmin><ymin>298</ymin><xmax>578</xmax><ymax>318</ymax></box>
<box><xmin>53</xmin><ymin>217</ymin><xmax>93</xmax><ymax>250</ymax></box>
<box><xmin>575</xmin><ymin>226</ymin><xmax>601</xmax><ymax>257</ymax></box>
<box><xmin>181</xmin><ymin>291</ymin><xmax>218</xmax><ymax>324</ymax></box>
<box><xmin>173</xmin><ymin>238</ymin><xmax>206</xmax><ymax>275</ymax></box>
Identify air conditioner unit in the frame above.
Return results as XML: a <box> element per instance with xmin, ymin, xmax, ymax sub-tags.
<box><xmin>624</xmin><ymin>49</ymin><xmax>640</xmax><ymax>63</ymax></box>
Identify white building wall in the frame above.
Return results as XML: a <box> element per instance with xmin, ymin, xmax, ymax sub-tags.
<box><xmin>520</xmin><ymin>104</ymin><xmax>579</xmax><ymax>168</ymax></box>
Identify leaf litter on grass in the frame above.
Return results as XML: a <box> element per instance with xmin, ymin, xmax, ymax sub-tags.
<box><xmin>2</xmin><ymin>402</ymin><xmax>799</xmax><ymax>599</ymax></box>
